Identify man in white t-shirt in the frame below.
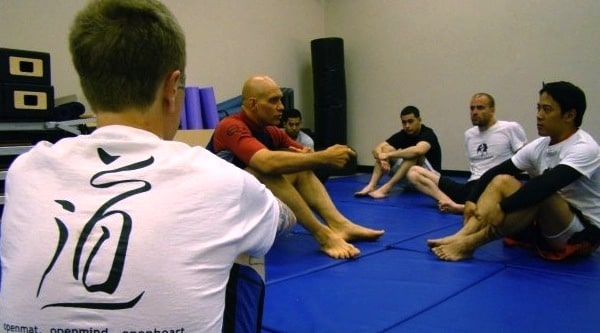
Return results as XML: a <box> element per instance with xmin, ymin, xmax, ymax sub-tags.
<box><xmin>429</xmin><ymin>81</ymin><xmax>600</xmax><ymax>262</ymax></box>
<box><xmin>407</xmin><ymin>93</ymin><xmax>528</xmax><ymax>213</ymax></box>
<box><xmin>0</xmin><ymin>0</ymin><xmax>295</xmax><ymax>331</ymax></box>
<box><xmin>280</xmin><ymin>108</ymin><xmax>332</xmax><ymax>183</ymax></box>
<box><xmin>281</xmin><ymin>108</ymin><xmax>315</xmax><ymax>150</ymax></box>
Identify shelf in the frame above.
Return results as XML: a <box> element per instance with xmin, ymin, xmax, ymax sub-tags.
<box><xmin>0</xmin><ymin>145</ymin><xmax>31</xmax><ymax>156</ymax></box>
<box><xmin>0</xmin><ymin>118</ymin><xmax>97</xmax><ymax>207</ymax></box>
<box><xmin>0</xmin><ymin>118</ymin><xmax>95</xmax><ymax>135</ymax></box>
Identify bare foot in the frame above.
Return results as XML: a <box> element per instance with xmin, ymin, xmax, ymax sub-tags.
<box><xmin>354</xmin><ymin>185</ymin><xmax>376</xmax><ymax>197</ymax></box>
<box><xmin>368</xmin><ymin>188</ymin><xmax>389</xmax><ymax>199</ymax></box>
<box><xmin>426</xmin><ymin>234</ymin><xmax>459</xmax><ymax>248</ymax></box>
<box><xmin>330</xmin><ymin>220</ymin><xmax>385</xmax><ymax>242</ymax></box>
<box><xmin>431</xmin><ymin>241</ymin><xmax>474</xmax><ymax>261</ymax></box>
<box><xmin>438</xmin><ymin>200</ymin><xmax>464</xmax><ymax>214</ymax></box>
<box><xmin>319</xmin><ymin>233</ymin><xmax>361</xmax><ymax>259</ymax></box>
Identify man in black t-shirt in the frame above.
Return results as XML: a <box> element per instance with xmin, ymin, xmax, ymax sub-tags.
<box><xmin>355</xmin><ymin>106</ymin><xmax>442</xmax><ymax>199</ymax></box>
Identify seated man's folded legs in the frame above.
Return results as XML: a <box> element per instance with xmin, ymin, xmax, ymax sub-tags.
<box><xmin>248</xmin><ymin>170</ymin><xmax>362</xmax><ymax>259</ymax></box>
<box><xmin>290</xmin><ymin>170</ymin><xmax>384</xmax><ymax>242</ymax></box>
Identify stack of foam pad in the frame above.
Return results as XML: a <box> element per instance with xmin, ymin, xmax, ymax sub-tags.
<box><xmin>311</xmin><ymin>38</ymin><xmax>356</xmax><ymax>175</ymax></box>
<box><xmin>311</xmin><ymin>37</ymin><xmax>346</xmax><ymax>149</ymax></box>
<box><xmin>0</xmin><ymin>47</ymin><xmax>54</xmax><ymax>121</ymax></box>
<box><xmin>181</xmin><ymin>86</ymin><xmax>219</xmax><ymax>129</ymax></box>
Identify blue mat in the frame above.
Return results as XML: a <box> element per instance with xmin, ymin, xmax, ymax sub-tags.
<box><xmin>262</xmin><ymin>174</ymin><xmax>600</xmax><ymax>332</ymax></box>
<box><xmin>264</xmin><ymin>249</ymin><xmax>505</xmax><ymax>332</ymax></box>
<box><xmin>395</xmin><ymin>266</ymin><xmax>600</xmax><ymax>332</ymax></box>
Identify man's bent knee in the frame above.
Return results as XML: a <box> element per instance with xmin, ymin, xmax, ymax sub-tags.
<box><xmin>249</xmin><ymin>169</ymin><xmax>287</xmax><ymax>186</ymax></box>
<box><xmin>489</xmin><ymin>174</ymin><xmax>521</xmax><ymax>190</ymax></box>
<box><xmin>407</xmin><ymin>165</ymin><xmax>424</xmax><ymax>183</ymax></box>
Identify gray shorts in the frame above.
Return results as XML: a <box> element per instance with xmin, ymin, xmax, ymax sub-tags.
<box><xmin>390</xmin><ymin>158</ymin><xmax>439</xmax><ymax>191</ymax></box>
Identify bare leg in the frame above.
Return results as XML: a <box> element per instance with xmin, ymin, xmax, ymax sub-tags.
<box><xmin>355</xmin><ymin>162</ymin><xmax>384</xmax><ymax>196</ymax></box>
<box><xmin>428</xmin><ymin>175</ymin><xmax>537</xmax><ymax>261</ymax></box>
<box><xmin>408</xmin><ymin>166</ymin><xmax>463</xmax><ymax>213</ymax></box>
<box><xmin>427</xmin><ymin>210</ymin><xmax>486</xmax><ymax>248</ymax></box>
<box><xmin>427</xmin><ymin>175</ymin><xmax>523</xmax><ymax>248</ymax></box>
<box><xmin>292</xmin><ymin>170</ymin><xmax>385</xmax><ymax>242</ymax></box>
<box><xmin>369</xmin><ymin>159</ymin><xmax>416</xmax><ymax>198</ymax></box>
<box><xmin>438</xmin><ymin>200</ymin><xmax>464</xmax><ymax>214</ymax></box>
<box><xmin>536</xmin><ymin>194</ymin><xmax>576</xmax><ymax>237</ymax></box>
<box><xmin>431</xmin><ymin>226</ymin><xmax>492</xmax><ymax>261</ymax></box>
<box><xmin>251</xmin><ymin>171</ymin><xmax>362</xmax><ymax>259</ymax></box>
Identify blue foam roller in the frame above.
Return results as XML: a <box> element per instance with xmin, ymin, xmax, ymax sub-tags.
<box><xmin>199</xmin><ymin>86</ymin><xmax>219</xmax><ymax>129</ymax></box>
<box><xmin>184</xmin><ymin>86</ymin><xmax>203</xmax><ymax>129</ymax></box>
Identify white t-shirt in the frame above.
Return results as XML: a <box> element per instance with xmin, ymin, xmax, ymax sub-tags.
<box><xmin>511</xmin><ymin>129</ymin><xmax>600</xmax><ymax>228</ymax></box>
<box><xmin>296</xmin><ymin>130</ymin><xmax>315</xmax><ymax>150</ymax></box>
<box><xmin>280</xmin><ymin>128</ymin><xmax>315</xmax><ymax>150</ymax></box>
<box><xmin>0</xmin><ymin>125</ymin><xmax>280</xmax><ymax>332</ymax></box>
<box><xmin>465</xmin><ymin>120</ymin><xmax>528</xmax><ymax>181</ymax></box>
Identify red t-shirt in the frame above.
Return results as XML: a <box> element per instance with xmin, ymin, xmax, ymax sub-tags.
<box><xmin>211</xmin><ymin>112</ymin><xmax>303</xmax><ymax>167</ymax></box>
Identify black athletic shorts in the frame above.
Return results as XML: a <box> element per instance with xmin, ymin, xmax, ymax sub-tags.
<box><xmin>437</xmin><ymin>177</ymin><xmax>476</xmax><ymax>204</ymax></box>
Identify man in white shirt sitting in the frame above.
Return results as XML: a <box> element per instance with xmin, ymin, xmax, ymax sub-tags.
<box><xmin>281</xmin><ymin>108</ymin><xmax>315</xmax><ymax>150</ymax></box>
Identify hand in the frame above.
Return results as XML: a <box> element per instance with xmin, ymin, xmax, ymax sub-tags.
<box><xmin>379</xmin><ymin>159</ymin><xmax>391</xmax><ymax>173</ymax></box>
<box><xmin>323</xmin><ymin>144</ymin><xmax>356</xmax><ymax>168</ymax></box>
<box><xmin>464</xmin><ymin>201</ymin><xmax>504</xmax><ymax>229</ymax></box>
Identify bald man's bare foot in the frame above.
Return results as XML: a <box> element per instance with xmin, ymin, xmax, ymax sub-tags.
<box><xmin>319</xmin><ymin>232</ymin><xmax>361</xmax><ymax>259</ymax></box>
<box><xmin>354</xmin><ymin>185</ymin><xmax>376</xmax><ymax>197</ymax></box>
<box><xmin>368</xmin><ymin>188</ymin><xmax>389</xmax><ymax>199</ymax></box>
<box><xmin>438</xmin><ymin>200</ymin><xmax>464</xmax><ymax>214</ymax></box>
<box><xmin>330</xmin><ymin>220</ymin><xmax>385</xmax><ymax>242</ymax></box>
<box><xmin>431</xmin><ymin>241</ymin><xmax>474</xmax><ymax>261</ymax></box>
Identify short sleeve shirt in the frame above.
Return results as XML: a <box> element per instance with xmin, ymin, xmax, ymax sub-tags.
<box><xmin>464</xmin><ymin>120</ymin><xmax>528</xmax><ymax>181</ymax></box>
<box><xmin>211</xmin><ymin>112</ymin><xmax>303</xmax><ymax>167</ymax></box>
<box><xmin>511</xmin><ymin>129</ymin><xmax>600</xmax><ymax>228</ymax></box>
<box><xmin>385</xmin><ymin>124</ymin><xmax>442</xmax><ymax>171</ymax></box>
<box><xmin>0</xmin><ymin>125</ymin><xmax>280</xmax><ymax>330</ymax></box>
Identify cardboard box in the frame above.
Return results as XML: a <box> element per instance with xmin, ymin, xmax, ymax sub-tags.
<box><xmin>173</xmin><ymin>129</ymin><xmax>214</xmax><ymax>147</ymax></box>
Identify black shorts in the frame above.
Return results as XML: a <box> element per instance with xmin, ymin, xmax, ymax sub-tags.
<box><xmin>437</xmin><ymin>177</ymin><xmax>476</xmax><ymax>204</ymax></box>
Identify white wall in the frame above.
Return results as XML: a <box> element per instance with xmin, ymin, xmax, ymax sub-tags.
<box><xmin>326</xmin><ymin>0</ymin><xmax>600</xmax><ymax>170</ymax></box>
<box><xmin>1</xmin><ymin>0</ymin><xmax>598</xmax><ymax>171</ymax></box>
<box><xmin>0</xmin><ymin>0</ymin><xmax>324</xmax><ymax>125</ymax></box>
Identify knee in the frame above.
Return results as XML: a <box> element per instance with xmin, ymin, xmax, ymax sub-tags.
<box><xmin>295</xmin><ymin>169</ymin><xmax>316</xmax><ymax>181</ymax></box>
<box><xmin>381</xmin><ymin>145</ymin><xmax>396</xmax><ymax>153</ymax></box>
<box><xmin>538</xmin><ymin>193</ymin><xmax>565</xmax><ymax>210</ymax></box>
<box><xmin>489</xmin><ymin>174</ymin><xmax>521</xmax><ymax>189</ymax></box>
<box><xmin>252</xmin><ymin>171</ymin><xmax>287</xmax><ymax>187</ymax></box>
<box><xmin>407</xmin><ymin>166</ymin><xmax>423</xmax><ymax>183</ymax></box>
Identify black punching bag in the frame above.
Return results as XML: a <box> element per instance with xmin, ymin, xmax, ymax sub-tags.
<box><xmin>311</xmin><ymin>37</ymin><xmax>346</xmax><ymax>149</ymax></box>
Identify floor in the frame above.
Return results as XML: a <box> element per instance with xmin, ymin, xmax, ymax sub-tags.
<box><xmin>261</xmin><ymin>174</ymin><xmax>600</xmax><ymax>333</ymax></box>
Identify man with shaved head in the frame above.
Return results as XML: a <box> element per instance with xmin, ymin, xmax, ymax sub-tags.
<box><xmin>209</xmin><ymin>75</ymin><xmax>384</xmax><ymax>259</ymax></box>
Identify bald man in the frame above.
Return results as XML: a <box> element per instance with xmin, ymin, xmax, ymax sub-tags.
<box><xmin>208</xmin><ymin>75</ymin><xmax>384</xmax><ymax>259</ymax></box>
<box><xmin>407</xmin><ymin>93</ymin><xmax>527</xmax><ymax>213</ymax></box>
